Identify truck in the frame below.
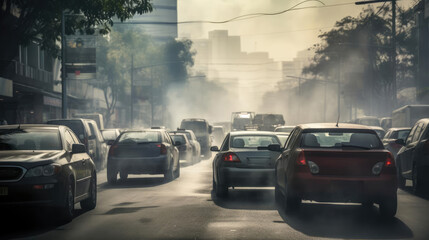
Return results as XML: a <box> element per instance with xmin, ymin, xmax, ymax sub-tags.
<box><xmin>392</xmin><ymin>105</ymin><xmax>429</xmax><ymax>128</ymax></box>
<box><xmin>253</xmin><ymin>113</ymin><xmax>285</xmax><ymax>131</ymax></box>
<box><xmin>73</xmin><ymin>113</ymin><xmax>105</xmax><ymax>130</ymax></box>
<box><xmin>231</xmin><ymin>112</ymin><xmax>255</xmax><ymax>131</ymax></box>
<box><xmin>180</xmin><ymin>118</ymin><xmax>213</xmax><ymax>159</ymax></box>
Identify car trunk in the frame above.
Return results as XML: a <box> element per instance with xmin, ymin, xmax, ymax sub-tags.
<box><xmin>303</xmin><ymin>149</ymin><xmax>388</xmax><ymax>177</ymax></box>
<box><xmin>113</xmin><ymin>143</ymin><xmax>161</xmax><ymax>158</ymax></box>
<box><xmin>233</xmin><ymin>149</ymin><xmax>278</xmax><ymax>169</ymax></box>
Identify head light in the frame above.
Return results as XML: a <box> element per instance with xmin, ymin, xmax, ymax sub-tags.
<box><xmin>25</xmin><ymin>164</ymin><xmax>61</xmax><ymax>177</ymax></box>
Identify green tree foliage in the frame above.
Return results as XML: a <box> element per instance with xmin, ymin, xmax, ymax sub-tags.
<box><xmin>162</xmin><ymin>39</ymin><xmax>195</xmax><ymax>84</ymax></box>
<box><xmin>0</xmin><ymin>0</ymin><xmax>152</xmax><ymax>70</ymax></box>
<box><xmin>303</xmin><ymin>5</ymin><xmax>416</xmax><ymax>115</ymax></box>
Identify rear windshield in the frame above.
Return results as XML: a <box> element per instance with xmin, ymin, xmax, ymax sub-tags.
<box><xmin>48</xmin><ymin>120</ymin><xmax>85</xmax><ymax>142</ymax></box>
<box><xmin>391</xmin><ymin>130</ymin><xmax>410</xmax><ymax>141</ymax></box>
<box><xmin>230</xmin><ymin>135</ymin><xmax>280</xmax><ymax>148</ymax></box>
<box><xmin>118</xmin><ymin>131</ymin><xmax>161</xmax><ymax>144</ymax></box>
<box><xmin>102</xmin><ymin>130</ymin><xmax>118</xmax><ymax>141</ymax></box>
<box><xmin>300</xmin><ymin>131</ymin><xmax>383</xmax><ymax>149</ymax></box>
<box><xmin>171</xmin><ymin>135</ymin><xmax>186</xmax><ymax>143</ymax></box>
<box><xmin>0</xmin><ymin>129</ymin><xmax>62</xmax><ymax>150</ymax></box>
<box><xmin>181</xmin><ymin>122</ymin><xmax>207</xmax><ymax>135</ymax></box>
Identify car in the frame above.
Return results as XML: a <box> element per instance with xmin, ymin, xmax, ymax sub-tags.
<box><xmin>380</xmin><ymin>117</ymin><xmax>392</xmax><ymax>130</ymax></box>
<box><xmin>102</xmin><ymin>128</ymin><xmax>122</xmax><ymax>145</ymax></box>
<box><xmin>180</xmin><ymin>119</ymin><xmax>213</xmax><ymax>159</ymax></box>
<box><xmin>368</xmin><ymin>126</ymin><xmax>386</xmax><ymax>139</ymax></box>
<box><xmin>275</xmin><ymin>132</ymin><xmax>290</xmax><ymax>146</ymax></box>
<box><xmin>211</xmin><ymin>131</ymin><xmax>282</xmax><ymax>198</ymax></box>
<box><xmin>169</xmin><ymin>129</ymin><xmax>201</xmax><ymax>164</ymax></box>
<box><xmin>396</xmin><ymin>118</ymin><xmax>429</xmax><ymax>193</ymax></box>
<box><xmin>274</xmin><ymin>125</ymin><xmax>295</xmax><ymax>133</ymax></box>
<box><xmin>382</xmin><ymin>127</ymin><xmax>411</xmax><ymax>159</ymax></box>
<box><xmin>272</xmin><ymin>123</ymin><xmax>397</xmax><ymax>218</ymax></box>
<box><xmin>107</xmin><ymin>129</ymin><xmax>180</xmax><ymax>183</ymax></box>
<box><xmin>253</xmin><ymin>113</ymin><xmax>285</xmax><ymax>131</ymax></box>
<box><xmin>0</xmin><ymin>124</ymin><xmax>97</xmax><ymax>222</ymax></box>
<box><xmin>47</xmin><ymin>118</ymin><xmax>107</xmax><ymax>170</ymax></box>
<box><xmin>169</xmin><ymin>132</ymin><xmax>194</xmax><ymax>164</ymax></box>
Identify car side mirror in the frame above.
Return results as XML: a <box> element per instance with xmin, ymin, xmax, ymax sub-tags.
<box><xmin>106</xmin><ymin>140</ymin><xmax>115</xmax><ymax>145</ymax></box>
<box><xmin>267</xmin><ymin>144</ymin><xmax>282</xmax><ymax>152</ymax></box>
<box><xmin>210</xmin><ymin>146</ymin><xmax>219</xmax><ymax>152</ymax></box>
<box><xmin>395</xmin><ymin>139</ymin><xmax>405</xmax><ymax>146</ymax></box>
<box><xmin>72</xmin><ymin>143</ymin><xmax>86</xmax><ymax>154</ymax></box>
<box><xmin>174</xmin><ymin>141</ymin><xmax>182</xmax><ymax>146</ymax></box>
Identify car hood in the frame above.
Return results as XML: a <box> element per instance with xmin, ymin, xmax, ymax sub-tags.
<box><xmin>0</xmin><ymin>151</ymin><xmax>65</xmax><ymax>167</ymax></box>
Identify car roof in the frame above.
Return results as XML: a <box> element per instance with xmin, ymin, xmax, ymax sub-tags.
<box><xmin>416</xmin><ymin>118</ymin><xmax>429</xmax><ymax>124</ymax></box>
<box><xmin>230</xmin><ymin>131</ymin><xmax>278</xmax><ymax>136</ymax></box>
<box><xmin>0</xmin><ymin>124</ymin><xmax>62</xmax><ymax>130</ymax></box>
<box><xmin>47</xmin><ymin>118</ymin><xmax>87</xmax><ymax>123</ymax></box>
<box><xmin>367</xmin><ymin>126</ymin><xmax>385</xmax><ymax>130</ymax></box>
<box><xmin>386</xmin><ymin>127</ymin><xmax>411</xmax><ymax>131</ymax></box>
<box><xmin>275</xmin><ymin>125</ymin><xmax>295</xmax><ymax>128</ymax></box>
<box><xmin>297</xmin><ymin>123</ymin><xmax>376</xmax><ymax>130</ymax></box>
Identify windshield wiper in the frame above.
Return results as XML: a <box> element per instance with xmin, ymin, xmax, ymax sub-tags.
<box><xmin>340</xmin><ymin>143</ymin><xmax>371</xmax><ymax>150</ymax></box>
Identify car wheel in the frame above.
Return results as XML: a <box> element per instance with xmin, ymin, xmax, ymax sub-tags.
<box><xmin>164</xmin><ymin>162</ymin><xmax>174</xmax><ymax>182</ymax></box>
<box><xmin>174</xmin><ymin>163</ymin><xmax>181</xmax><ymax>178</ymax></box>
<box><xmin>81</xmin><ymin>173</ymin><xmax>97</xmax><ymax>210</ymax></box>
<box><xmin>412</xmin><ymin>164</ymin><xmax>423</xmax><ymax>194</ymax></box>
<box><xmin>120</xmin><ymin>171</ymin><xmax>128</xmax><ymax>181</ymax></box>
<box><xmin>284</xmin><ymin>181</ymin><xmax>301</xmax><ymax>213</ymax></box>
<box><xmin>379</xmin><ymin>194</ymin><xmax>397</xmax><ymax>219</ymax></box>
<box><xmin>214</xmin><ymin>177</ymin><xmax>228</xmax><ymax>198</ymax></box>
<box><xmin>274</xmin><ymin>183</ymin><xmax>283</xmax><ymax>208</ymax></box>
<box><xmin>107</xmin><ymin>164</ymin><xmax>118</xmax><ymax>185</ymax></box>
<box><xmin>396</xmin><ymin>158</ymin><xmax>406</xmax><ymax>189</ymax></box>
<box><xmin>59</xmin><ymin>180</ymin><xmax>74</xmax><ymax>222</ymax></box>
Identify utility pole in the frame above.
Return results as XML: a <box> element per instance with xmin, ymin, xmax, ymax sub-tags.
<box><xmin>130</xmin><ymin>54</ymin><xmax>134</xmax><ymax>128</ymax></box>
<box><xmin>61</xmin><ymin>11</ymin><xmax>67</xmax><ymax>119</ymax></box>
<box><xmin>355</xmin><ymin>0</ymin><xmax>397</xmax><ymax>107</ymax></box>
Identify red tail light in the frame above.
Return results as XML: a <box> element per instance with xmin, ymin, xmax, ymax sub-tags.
<box><xmin>108</xmin><ymin>145</ymin><xmax>117</xmax><ymax>156</ymax></box>
<box><xmin>157</xmin><ymin>144</ymin><xmax>167</xmax><ymax>155</ymax></box>
<box><xmin>385</xmin><ymin>152</ymin><xmax>394</xmax><ymax>167</ymax></box>
<box><xmin>223</xmin><ymin>152</ymin><xmax>240</xmax><ymax>162</ymax></box>
<box><xmin>296</xmin><ymin>151</ymin><xmax>307</xmax><ymax>165</ymax></box>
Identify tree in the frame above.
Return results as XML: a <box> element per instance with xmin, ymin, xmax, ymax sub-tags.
<box><xmin>0</xmin><ymin>0</ymin><xmax>152</xmax><ymax>72</ymax></box>
<box><xmin>162</xmin><ymin>39</ymin><xmax>196</xmax><ymax>84</ymax></box>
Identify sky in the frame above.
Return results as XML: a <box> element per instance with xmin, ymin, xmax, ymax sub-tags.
<box><xmin>177</xmin><ymin>0</ymin><xmax>415</xmax><ymax>61</ymax></box>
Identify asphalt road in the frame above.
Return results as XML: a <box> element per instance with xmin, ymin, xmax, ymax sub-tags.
<box><xmin>3</xmin><ymin>158</ymin><xmax>429</xmax><ymax>240</ymax></box>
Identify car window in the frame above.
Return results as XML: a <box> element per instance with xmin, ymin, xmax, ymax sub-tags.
<box><xmin>406</xmin><ymin>124</ymin><xmax>418</xmax><ymax>145</ymax></box>
<box><xmin>171</xmin><ymin>135</ymin><xmax>186</xmax><ymax>143</ymax></box>
<box><xmin>384</xmin><ymin>130</ymin><xmax>392</xmax><ymax>139</ymax></box>
<box><xmin>118</xmin><ymin>131</ymin><xmax>161</xmax><ymax>144</ymax></box>
<box><xmin>285</xmin><ymin>129</ymin><xmax>299</xmax><ymax>149</ymax></box>
<box><xmin>412</xmin><ymin>123</ymin><xmax>423</xmax><ymax>143</ymax></box>
<box><xmin>0</xmin><ymin>128</ymin><xmax>62</xmax><ymax>151</ymax></box>
<box><xmin>397</xmin><ymin>130</ymin><xmax>411</xmax><ymax>141</ymax></box>
<box><xmin>48</xmin><ymin>120</ymin><xmax>85</xmax><ymax>142</ymax></box>
<box><xmin>69</xmin><ymin>130</ymin><xmax>80</xmax><ymax>143</ymax></box>
<box><xmin>300</xmin><ymin>131</ymin><xmax>383</xmax><ymax>149</ymax></box>
<box><xmin>230</xmin><ymin>135</ymin><xmax>280</xmax><ymax>148</ymax></box>
<box><xmin>220</xmin><ymin>134</ymin><xmax>230</xmax><ymax>151</ymax></box>
<box><xmin>64</xmin><ymin>130</ymin><xmax>75</xmax><ymax>151</ymax></box>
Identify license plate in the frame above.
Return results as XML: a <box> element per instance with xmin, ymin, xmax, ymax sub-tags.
<box><xmin>0</xmin><ymin>187</ymin><xmax>8</xmax><ymax>196</ymax></box>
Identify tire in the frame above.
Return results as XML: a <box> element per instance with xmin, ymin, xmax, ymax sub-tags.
<box><xmin>81</xmin><ymin>173</ymin><xmax>97</xmax><ymax>210</ymax></box>
<box><xmin>164</xmin><ymin>162</ymin><xmax>174</xmax><ymax>182</ymax></box>
<box><xmin>274</xmin><ymin>183</ymin><xmax>283</xmax><ymax>208</ymax></box>
<box><xmin>284</xmin><ymin>181</ymin><xmax>301</xmax><ymax>213</ymax></box>
<box><xmin>119</xmin><ymin>171</ymin><xmax>128</xmax><ymax>181</ymax></box>
<box><xmin>107</xmin><ymin>163</ymin><xmax>118</xmax><ymax>185</ymax></box>
<box><xmin>412</xmin><ymin>164</ymin><xmax>423</xmax><ymax>194</ymax></box>
<box><xmin>396</xmin><ymin>158</ymin><xmax>406</xmax><ymax>189</ymax></box>
<box><xmin>174</xmin><ymin>163</ymin><xmax>180</xmax><ymax>178</ymax></box>
<box><xmin>214</xmin><ymin>177</ymin><xmax>228</xmax><ymax>198</ymax></box>
<box><xmin>59</xmin><ymin>179</ymin><xmax>74</xmax><ymax>223</ymax></box>
<box><xmin>379</xmin><ymin>195</ymin><xmax>397</xmax><ymax>219</ymax></box>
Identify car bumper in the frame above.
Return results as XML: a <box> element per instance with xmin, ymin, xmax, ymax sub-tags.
<box><xmin>219</xmin><ymin>167</ymin><xmax>275</xmax><ymax>187</ymax></box>
<box><xmin>290</xmin><ymin>172</ymin><xmax>397</xmax><ymax>202</ymax></box>
<box><xmin>110</xmin><ymin>156</ymin><xmax>169</xmax><ymax>174</ymax></box>
<box><xmin>0</xmin><ymin>177</ymin><xmax>62</xmax><ymax>207</ymax></box>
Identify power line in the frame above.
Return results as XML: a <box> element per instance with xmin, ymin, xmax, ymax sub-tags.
<box><xmin>114</xmin><ymin>1</ymin><xmax>357</xmax><ymax>25</ymax></box>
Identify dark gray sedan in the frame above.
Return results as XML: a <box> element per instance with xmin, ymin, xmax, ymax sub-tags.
<box><xmin>0</xmin><ymin>124</ymin><xmax>97</xmax><ymax>222</ymax></box>
<box><xmin>211</xmin><ymin>131</ymin><xmax>281</xmax><ymax>198</ymax></box>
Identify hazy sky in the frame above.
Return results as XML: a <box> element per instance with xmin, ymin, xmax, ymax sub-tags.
<box><xmin>178</xmin><ymin>0</ymin><xmax>414</xmax><ymax>61</ymax></box>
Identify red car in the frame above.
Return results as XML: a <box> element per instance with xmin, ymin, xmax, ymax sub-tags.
<box><xmin>271</xmin><ymin>123</ymin><xmax>397</xmax><ymax>218</ymax></box>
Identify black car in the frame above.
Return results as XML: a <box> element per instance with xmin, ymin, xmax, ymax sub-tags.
<box><xmin>107</xmin><ymin>129</ymin><xmax>180</xmax><ymax>183</ymax></box>
<box><xmin>0</xmin><ymin>124</ymin><xmax>97</xmax><ymax>222</ymax></box>
<box><xmin>396</xmin><ymin>118</ymin><xmax>429</xmax><ymax>193</ymax></box>
<box><xmin>211</xmin><ymin>131</ymin><xmax>281</xmax><ymax>197</ymax></box>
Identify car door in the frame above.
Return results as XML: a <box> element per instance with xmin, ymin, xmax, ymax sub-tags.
<box><xmin>401</xmin><ymin>123</ymin><xmax>422</xmax><ymax>178</ymax></box>
<box><xmin>413</xmin><ymin>123</ymin><xmax>428</xmax><ymax>166</ymax></box>
<box><xmin>69</xmin><ymin>130</ymin><xmax>92</xmax><ymax>195</ymax></box>
<box><xmin>277</xmin><ymin>128</ymin><xmax>299</xmax><ymax>190</ymax></box>
<box><xmin>64</xmin><ymin>130</ymin><xmax>87</xmax><ymax>198</ymax></box>
<box><xmin>213</xmin><ymin>134</ymin><xmax>230</xmax><ymax>184</ymax></box>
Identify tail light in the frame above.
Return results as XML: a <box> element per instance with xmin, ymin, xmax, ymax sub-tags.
<box><xmin>108</xmin><ymin>145</ymin><xmax>117</xmax><ymax>156</ymax></box>
<box><xmin>385</xmin><ymin>152</ymin><xmax>394</xmax><ymax>167</ymax></box>
<box><xmin>296</xmin><ymin>151</ymin><xmax>307</xmax><ymax>165</ymax></box>
<box><xmin>157</xmin><ymin>144</ymin><xmax>167</xmax><ymax>155</ymax></box>
<box><xmin>223</xmin><ymin>152</ymin><xmax>240</xmax><ymax>162</ymax></box>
